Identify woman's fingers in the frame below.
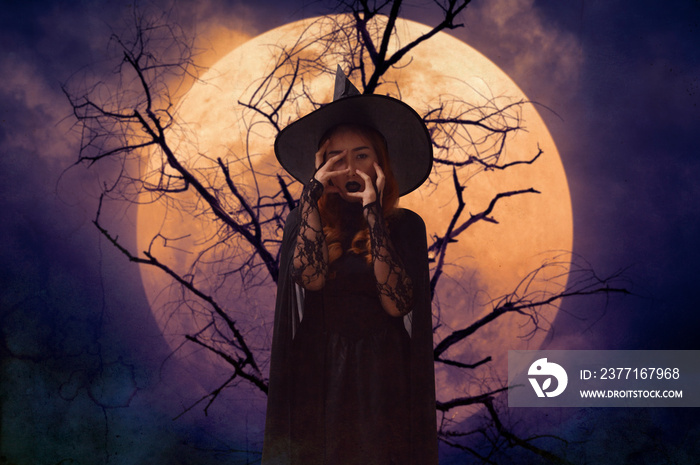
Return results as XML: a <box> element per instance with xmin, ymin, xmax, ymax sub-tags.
<box><xmin>325</xmin><ymin>150</ymin><xmax>348</xmax><ymax>168</ymax></box>
<box><xmin>314</xmin><ymin>149</ymin><xmax>350</xmax><ymax>188</ymax></box>
<box><xmin>373</xmin><ymin>162</ymin><xmax>385</xmax><ymax>197</ymax></box>
<box><xmin>314</xmin><ymin>139</ymin><xmax>330</xmax><ymax>170</ymax></box>
<box><xmin>352</xmin><ymin>170</ymin><xmax>378</xmax><ymax>205</ymax></box>
<box><xmin>318</xmin><ymin>151</ymin><xmax>349</xmax><ymax>176</ymax></box>
<box><xmin>354</xmin><ymin>169</ymin><xmax>371</xmax><ymax>183</ymax></box>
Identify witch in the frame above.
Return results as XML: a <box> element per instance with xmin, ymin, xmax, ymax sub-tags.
<box><xmin>262</xmin><ymin>67</ymin><xmax>438</xmax><ymax>465</ymax></box>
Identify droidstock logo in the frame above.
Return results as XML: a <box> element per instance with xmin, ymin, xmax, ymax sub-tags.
<box><xmin>528</xmin><ymin>358</ymin><xmax>568</xmax><ymax>398</ymax></box>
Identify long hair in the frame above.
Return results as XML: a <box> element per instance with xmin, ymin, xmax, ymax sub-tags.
<box><xmin>317</xmin><ymin>124</ymin><xmax>400</xmax><ymax>264</ymax></box>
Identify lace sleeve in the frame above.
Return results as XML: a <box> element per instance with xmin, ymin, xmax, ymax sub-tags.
<box><xmin>290</xmin><ymin>178</ymin><xmax>328</xmax><ymax>290</ymax></box>
<box><xmin>364</xmin><ymin>201</ymin><xmax>414</xmax><ymax>317</ymax></box>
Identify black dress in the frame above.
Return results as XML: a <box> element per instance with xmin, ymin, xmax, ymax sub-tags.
<box><xmin>262</xmin><ymin>197</ymin><xmax>438</xmax><ymax>465</ymax></box>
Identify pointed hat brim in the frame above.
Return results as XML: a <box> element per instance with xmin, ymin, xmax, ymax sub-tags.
<box><xmin>274</xmin><ymin>76</ymin><xmax>432</xmax><ymax>197</ymax></box>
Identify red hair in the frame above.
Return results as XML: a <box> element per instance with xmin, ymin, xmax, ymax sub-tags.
<box><xmin>316</xmin><ymin>124</ymin><xmax>399</xmax><ymax>264</ymax></box>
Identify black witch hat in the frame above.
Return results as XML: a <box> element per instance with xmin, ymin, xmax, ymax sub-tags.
<box><xmin>274</xmin><ymin>66</ymin><xmax>433</xmax><ymax>196</ymax></box>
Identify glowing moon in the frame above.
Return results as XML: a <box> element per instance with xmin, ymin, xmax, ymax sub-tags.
<box><xmin>136</xmin><ymin>15</ymin><xmax>572</xmax><ymax>422</ymax></box>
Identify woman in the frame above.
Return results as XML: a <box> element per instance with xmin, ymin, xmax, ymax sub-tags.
<box><xmin>263</xmin><ymin>67</ymin><xmax>438</xmax><ymax>465</ymax></box>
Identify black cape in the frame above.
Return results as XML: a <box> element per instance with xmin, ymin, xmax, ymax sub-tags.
<box><xmin>262</xmin><ymin>207</ymin><xmax>438</xmax><ymax>464</ymax></box>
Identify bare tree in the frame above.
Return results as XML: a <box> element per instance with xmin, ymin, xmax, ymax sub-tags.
<box><xmin>64</xmin><ymin>1</ymin><xmax>628</xmax><ymax>462</ymax></box>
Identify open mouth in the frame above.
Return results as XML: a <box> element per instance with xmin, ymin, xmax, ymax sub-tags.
<box><xmin>345</xmin><ymin>181</ymin><xmax>362</xmax><ymax>193</ymax></box>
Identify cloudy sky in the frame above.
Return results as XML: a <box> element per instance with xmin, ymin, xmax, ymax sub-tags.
<box><xmin>2</xmin><ymin>0</ymin><xmax>699</xmax><ymax>463</ymax></box>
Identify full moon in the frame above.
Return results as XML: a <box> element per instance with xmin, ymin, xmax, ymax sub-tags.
<box><xmin>137</xmin><ymin>15</ymin><xmax>572</xmax><ymax>424</ymax></box>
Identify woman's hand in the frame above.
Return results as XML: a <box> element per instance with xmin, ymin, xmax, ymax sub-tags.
<box><xmin>346</xmin><ymin>162</ymin><xmax>385</xmax><ymax>207</ymax></box>
<box><xmin>313</xmin><ymin>139</ymin><xmax>349</xmax><ymax>194</ymax></box>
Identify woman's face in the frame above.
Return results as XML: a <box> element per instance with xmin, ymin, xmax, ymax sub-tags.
<box><xmin>324</xmin><ymin>129</ymin><xmax>379</xmax><ymax>202</ymax></box>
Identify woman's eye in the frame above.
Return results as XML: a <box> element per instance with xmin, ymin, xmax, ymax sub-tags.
<box><xmin>357</xmin><ymin>153</ymin><xmax>368</xmax><ymax>159</ymax></box>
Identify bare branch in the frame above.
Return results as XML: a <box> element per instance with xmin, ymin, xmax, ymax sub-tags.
<box><xmin>93</xmin><ymin>202</ymin><xmax>266</xmax><ymax>393</ymax></box>
<box><xmin>482</xmin><ymin>397</ymin><xmax>574</xmax><ymax>465</ymax></box>
<box><xmin>429</xmin><ymin>167</ymin><xmax>465</xmax><ymax>297</ymax></box>
<box><xmin>429</xmin><ymin>180</ymin><xmax>541</xmax><ymax>296</ymax></box>
<box><xmin>435</xmin><ymin>355</ymin><xmax>491</xmax><ymax>370</ymax></box>
<box><xmin>434</xmin><ymin>259</ymin><xmax>630</xmax><ymax>359</ymax></box>
<box><xmin>436</xmin><ymin>386</ymin><xmax>508</xmax><ymax>412</ymax></box>
<box><xmin>349</xmin><ymin>0</ymin><xmax>472</xmax><ymax>93</ymax></box>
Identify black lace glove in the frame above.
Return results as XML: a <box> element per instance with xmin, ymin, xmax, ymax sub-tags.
<box><xmin>290</xmin><ymin>178</ymin><xmax>328</xmax><ymax>289</ymax></box>
<box><xmin>364</xmin><ymin>201</ymin><xmax>413</xmax><ymax>316</ymax></box>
